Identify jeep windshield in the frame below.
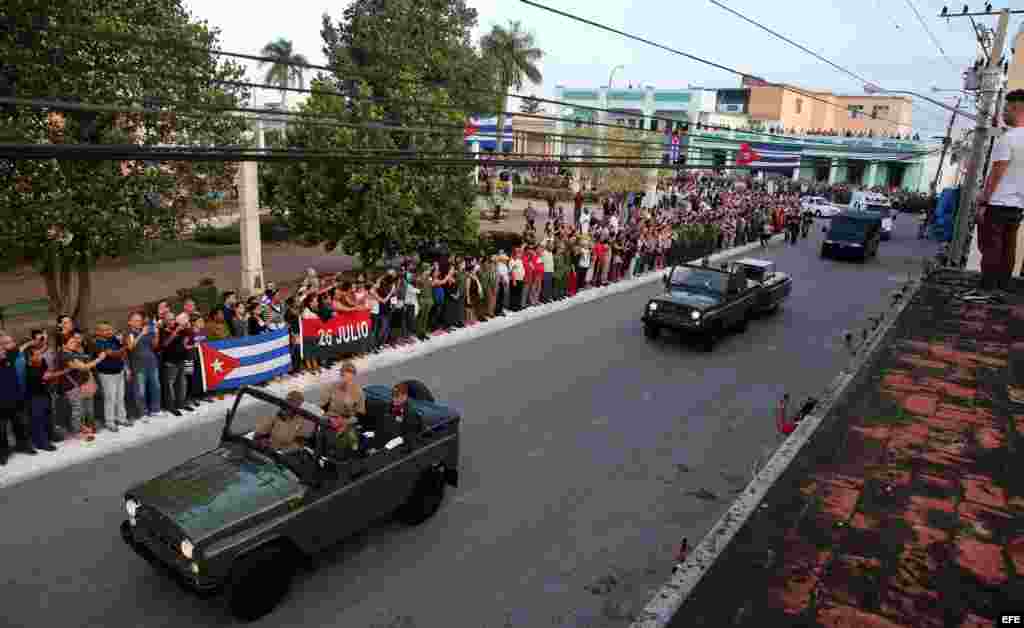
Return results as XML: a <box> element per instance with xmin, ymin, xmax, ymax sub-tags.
<box><xmin>669</xmin><ymin>267</ymin><xmax>729</xmax><ymax>295</ymax></box>
<box><xmin>828</xmin><ymin>218</ymin><xmax>869</xmax><ymax>241</ymax></box>
<box><xmin>224</xmin><ymin>394</ymin><xmax>320</xmax><ymax>480</ymax></box>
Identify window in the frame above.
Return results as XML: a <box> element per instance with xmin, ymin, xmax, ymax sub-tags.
<box><xmin>628</xmin><ymin>119</ymin><xmax>636</xmax><ymax>128</ymax></box>
<box><xmin>848</xmin><ymin>105</ymin><xmax>864</xmax><ymax>119</ymax></box>
<box><xmin>795</xmin><ymin>98</ymin><xmax>803</xmax><ymax>114</ymax></box>
<box><xmin>871</xmin><ymin>104</ymin><xmax>890</xmax><ymax>118</ymax></box>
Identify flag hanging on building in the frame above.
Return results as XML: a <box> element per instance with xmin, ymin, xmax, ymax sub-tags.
<box><xmin>735</xmin><ymin>142</ymin><xmax>801</xmax><ymax>169</ymax></box>
<box><xmin>197</xmin><ymin>329</ymin><xmax>292</xmax><ymax>392</ymax></box>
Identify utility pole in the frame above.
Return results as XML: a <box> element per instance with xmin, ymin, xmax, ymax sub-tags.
<box><xmin>948</xmin><ymin>9</ymin><xmax>1009</xmax><ymax>268</ymax></box>
<box><xmin>931</xmin><ymin>95</ymin><xmax>962</xmax><ymax>194</ymax></box>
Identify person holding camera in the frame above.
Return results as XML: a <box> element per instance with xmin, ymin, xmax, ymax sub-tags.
<box><xmin>158</xmin><ymin>313</ymin><xmax>194</xmax><ymax>416</ymax></box>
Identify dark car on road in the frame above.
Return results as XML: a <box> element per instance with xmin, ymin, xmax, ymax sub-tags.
<box><xmin>820</xmin><ymin>210</ymin><xmax>882</xmax><ymax>261</ymax></box>
<box><xmin>728</xmin><ymin>258</ymin><xmax>793</xmax><ymax>314</ymax></box>
<box><xmin>121</xmin><ymin>383</ymin><xmax>460</xmax><ymax>621</ymax></box>
<box><xmin>641</xmin><ymin>263</ymin><xmax>760</xmax><ymax>352</ymax></box>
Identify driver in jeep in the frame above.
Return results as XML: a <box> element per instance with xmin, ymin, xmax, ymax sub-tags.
<box><xmin>254</xmin><ymin>390</ymin><xmax>314</xmax><ymax>452</ymax></box>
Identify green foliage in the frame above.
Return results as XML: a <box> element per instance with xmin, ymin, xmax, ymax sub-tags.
<box><xmin>264</xmin><ymin>0</ymin><xmax>485</xmax><ymax>269</ymax></box>
<box><xmin>259</xmin><ymin>38</ymin><xmax>309</xmax><ymax>106</ymax></box>
<box><xmin>192</xmin><ymin>217</ymin><xmax>292</xmax><ymax>246</ymax></box>
<box><xmin>480</xmin><ymin>20</ymin><xmax>543</xmax><ymax>155</ymax></box>
<box><xmin>0</xmin><ymin>0</ymin><xmax>251</xmax><ymax>323</ymax></box>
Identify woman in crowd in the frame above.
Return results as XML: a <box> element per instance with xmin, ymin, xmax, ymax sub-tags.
<box><xmin>300</xmin><ymin>294</ymin><xmax>322</xmax><ymax>372</ymax></box>
<box><xmin>60</xmin><ymin>330</ymin><xmax>105</xmax><ymax>438</ymax></box>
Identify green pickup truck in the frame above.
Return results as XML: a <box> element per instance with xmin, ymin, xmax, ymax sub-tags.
<box><xmin>120</xmin><ymin>383</ymin><xmax>460</xmax><ymax>621</ymax></box>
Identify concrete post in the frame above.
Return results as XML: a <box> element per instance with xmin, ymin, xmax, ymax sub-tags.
<box><xmin>471</xmin><ymin>141</ymin><xmax>480</xmax><ymax>185</ymax></box>
<box><xmin>866</xmin><ymin>162</ymin><xmax>878</xmax><ymax>188</ymax></box>
<box><xmin>239</xmin><ymin>117</ymin><xmax>265</xmax><ymax>297</ymax></box>
<box><xmin>828</xmin><ymin>158</ymin><xmax>839</xmax><ymax>184</ymax></box>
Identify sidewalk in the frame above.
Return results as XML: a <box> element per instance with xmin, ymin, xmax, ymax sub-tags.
<box><xmin>666</xmin><ymin>269</ymin><xmax>1024</xmax><ymax>627</ymax></box>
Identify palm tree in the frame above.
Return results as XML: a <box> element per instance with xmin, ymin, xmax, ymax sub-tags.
<box><xmin>259</xmin><ymin>38</ymin><xmax>310</xmax><ymax>109</ymax></box>
<box><xmin>480</xmin><ymin>21</ymin><xmax>543</xmax><ymax>155</ymax></box>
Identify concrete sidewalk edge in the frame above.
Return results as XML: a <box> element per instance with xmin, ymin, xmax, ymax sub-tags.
<box><xmin>630</xmin><ymin>273</ymin><xmax>925</xmax><ymax>628</ymax></box>
<box><xmin>0</xmin><ymin>237</ymin><xmax>781</xmax><ymax>490</ymax></box>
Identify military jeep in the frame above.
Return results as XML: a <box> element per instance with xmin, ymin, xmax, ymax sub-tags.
<box><xmin>120</xmin><ymin>382</ymin><xmax>460</xmax><ymax>621</ymax></box>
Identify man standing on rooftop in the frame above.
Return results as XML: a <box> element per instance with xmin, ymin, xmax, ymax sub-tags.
<box><xmin>977</xmin><ymin>89</ymin><xmax>1024</xmax><ymax>291</ymax></box>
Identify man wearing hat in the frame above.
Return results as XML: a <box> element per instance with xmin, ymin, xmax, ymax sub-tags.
<box><xmin>253</xmin><ymin>390</ymin><xmax>314</xmax><ymax>452</ymax></box>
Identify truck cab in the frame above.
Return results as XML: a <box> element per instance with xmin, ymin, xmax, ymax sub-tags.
<box><xmin>850</xmin><ymin>191</ymin><xmax>894</xmax><ymax>240</ymax></box>
<box><xmin>821</xmin><ymin>210</ymin><xmax>882</xmax><ymax>260</ymax></box>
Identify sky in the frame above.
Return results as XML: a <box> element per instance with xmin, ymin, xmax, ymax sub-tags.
<box><xmin>184</xmin><ymin>0</ymin><xmax>1014</xmax><ymax>138</ymax></box>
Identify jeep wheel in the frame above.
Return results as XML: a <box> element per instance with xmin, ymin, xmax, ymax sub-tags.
<box><xmin>228</xmin><ymin>544</ymin><xmax>296</xmax><ymax>622</ymax></box>
<box><xmin>396</xmin><ymin>466</ymin><xmax>446</xmax><ymax>525</ymax></box>
<box><xmin>701</xmin><ymin>325</ymin><xmax>719</xmax><ymax>352</ymax></box>
<box><xmin>735</xmin><ymin>311</ymin><xmax>749</xmax><ymax>333</ymax></box>
<box><xmin>643</xmin><ymin>324</ymin><xmax>659</xmax><ymax>340</ymax></box>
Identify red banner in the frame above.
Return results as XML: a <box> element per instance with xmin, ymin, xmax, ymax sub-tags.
<box><xmin>300</xmin><ymin>310</ymin><xmax>372</xmax><ymax>360</ymax></box>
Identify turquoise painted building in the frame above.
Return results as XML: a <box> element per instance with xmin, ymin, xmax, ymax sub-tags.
<box><xmin>551</xmin><ymin>85</ymin><xmax>939</xmax><ymax>191</ymax></box>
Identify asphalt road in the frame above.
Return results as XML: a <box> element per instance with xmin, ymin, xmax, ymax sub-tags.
<box><xmin>0</xmin><ymin>216</ymin><xmax>934</xmax><ymax>628</ymax></box>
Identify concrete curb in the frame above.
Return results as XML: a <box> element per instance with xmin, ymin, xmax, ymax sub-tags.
<box><xmin>0</xmin><ymin>237</ymin><xmax>782</xmax><ymax>490</ymax></box>
<box><xmin>630</xmin><ymin>273</ymin><xmax>924</xmax><ymax>628</ymax></box>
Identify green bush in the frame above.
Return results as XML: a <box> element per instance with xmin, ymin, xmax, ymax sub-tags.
<box><xmin>193</xmin><ymin>224</ymin><xmax>240</xmax><ymax>245</ymax></box>
<box><xmin>192</xmin><ymin>217</ymin><xmax>292</xmax><ymax>245</ymax></box>
<box><xmin>479</xmin><ymin>230</ymin><xmax>523</xmax><ymax>256</ymax></box>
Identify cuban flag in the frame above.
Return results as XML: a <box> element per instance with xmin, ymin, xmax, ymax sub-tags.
<box><xmin>463</xmin><ymin>116</ymin><xmax>514</xmax><ymax>151</ymax></box>
<box><xmin>197</xmin><ymin>329</ymin><xmax>292</xmax><ymax>392</ymax></box>
<box><xmin>735</xmin><ymin>142</ymin><xmax>801</xmax><ymax>170</ymax></box>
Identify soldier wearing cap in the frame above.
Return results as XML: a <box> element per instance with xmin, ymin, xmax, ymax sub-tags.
<box><xmin>254</xmin><ymin>390</ymin><xmax>314</xmax><ymax>451</ymax></box>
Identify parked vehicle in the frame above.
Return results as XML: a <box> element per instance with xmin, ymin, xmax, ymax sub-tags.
<box><xmin>801</xmin><ymin>196</ymin><xmax>841</xmax><ymax>218</ymax></box>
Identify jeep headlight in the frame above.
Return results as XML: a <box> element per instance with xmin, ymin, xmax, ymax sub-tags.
<box><xmin>125</xmin><ymin>498</ymin><xmax>139</xmax><ymax>518</ymax></box>
<box><xmin>180</xmin><ymin>538</ymin><xmax>195</xmax><ymax>559</ymax></box>
<box><xmin>690</xmin><ymin>310</ymin><xmax>701</xmax><ymax>320</ymax></box>
<box><xmin>648</xmin><ymin>302</ymin><xmax>658</xmax><ymax>311</ymax></box>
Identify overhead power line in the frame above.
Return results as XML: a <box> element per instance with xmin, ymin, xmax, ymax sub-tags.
<box><xmin>902</xmin><ymin>0</ymin><xmax>960</xmax><ymax>71</ymax></box>
<box><xmin>708</xmin><ymin>0</ymin><xmax>877</xmax><ymax>85</ymax></box>
<box><xmin>4</xmin><ymin>142</ymin><xmax>885</xmax><ymax>167</ymax></box>
<box><xmin>10</xmin><ymin>16</ymin><xmax>946</xmax><ymax>140</ymax></box>
<box><xmin>519</xmin><ymin>0</ymin><xmax>943</xmax><ymax>132</ymax></box>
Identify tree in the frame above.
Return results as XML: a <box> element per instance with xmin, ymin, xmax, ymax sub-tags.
<box><xmin>259</xmin><ymin>38</ymin><xmax>310</xmax><ymax>109</ymax></box>
<box><xmin>600</xmin><ymin>125</ymin><xmax>655</xmax><ymax>195</ymax></box>
<box><xmin>0</xmin><ymin>0</ymin><xmax>250</xmax><ymax>326</ymax></box>
<box><xmin>480</xmin><ymin>21</ymin><xmax>543</xmax><ymax>155</ymax></box>
<box><xmin>519</xmin><ymin>94</ymin><xmax>543</xmax><ymax>114</ymax></box>
<box><xmin>263</xmin><ymin>0</ymin><xmax>487</xmax><ymax>268</ymax></box>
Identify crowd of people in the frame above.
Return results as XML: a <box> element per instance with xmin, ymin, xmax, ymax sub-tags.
<box><xmin>0</xmin><ymin>172</ymin><xmax>867</xmax><ymax>465</ymax></box>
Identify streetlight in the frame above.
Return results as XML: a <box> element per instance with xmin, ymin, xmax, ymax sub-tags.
<box><xmin>863</xmin><ymin>84</ymin><xmax>978</xmax><ymax>121</ymax></box>
<box><xmin>608</xmin><ymin>64</ymin><xmax>625</xmax><ymax>89</ymax></box>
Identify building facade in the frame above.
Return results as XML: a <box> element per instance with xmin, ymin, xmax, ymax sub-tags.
<box><xmin>544</xmin><ymin>83</ymin><xmax>935</xmax><ymax>191</ymax></box>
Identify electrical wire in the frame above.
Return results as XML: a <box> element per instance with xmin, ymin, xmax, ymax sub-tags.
<box><xmin>708</xmin><ymin>0</ymin><xmax>876</xmax><ymax>85</ymax></box>
<box><xmin>519</xmin><ymin>0</ymin><xmax>946</xmax><ymax>133</ymax></box>
<box><xmin>2</xmin><ymin>91</ymin><xmax>934</xmax><ymax>168</ymax></box>
<box><xmin>902</xmin><ymin>0</ymin><xmax>960</xmax><ymax>71</ymax></box>
<box><xmin>3</xmin><ymin>142</ymin><xmax>866</xmax><ymax>168</ymax></box>
<box><xmin>9</xmin><ymin>15</ymin><xmax>948</xmax><ymax>139</ymax></box>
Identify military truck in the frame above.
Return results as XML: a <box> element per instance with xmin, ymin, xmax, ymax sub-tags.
<box><xmin>120</xmin><ymin>383</ymin><xmax>460</xmax><ymax>621</ymax></box>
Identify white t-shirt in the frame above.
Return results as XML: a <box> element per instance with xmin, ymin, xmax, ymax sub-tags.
<box><xmin>990</xmin><ymin>127</ymin><xmax>1024</xmax><ymax>208</ymax></box>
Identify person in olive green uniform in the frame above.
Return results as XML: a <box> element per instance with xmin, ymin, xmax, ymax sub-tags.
<box><xmin>478</xmin><ymin>257</ymin><xmax>497</xmax><ymax>320</ymax></box>
<box><xmin>554</xmin><ymin>244</ymin><xmax>571</xmax><ymax>300</ymax></box>
<box><xmin>415</xmin><ymin>266</ymin><xmax>434</xmax><ymax>340</ymax></box>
